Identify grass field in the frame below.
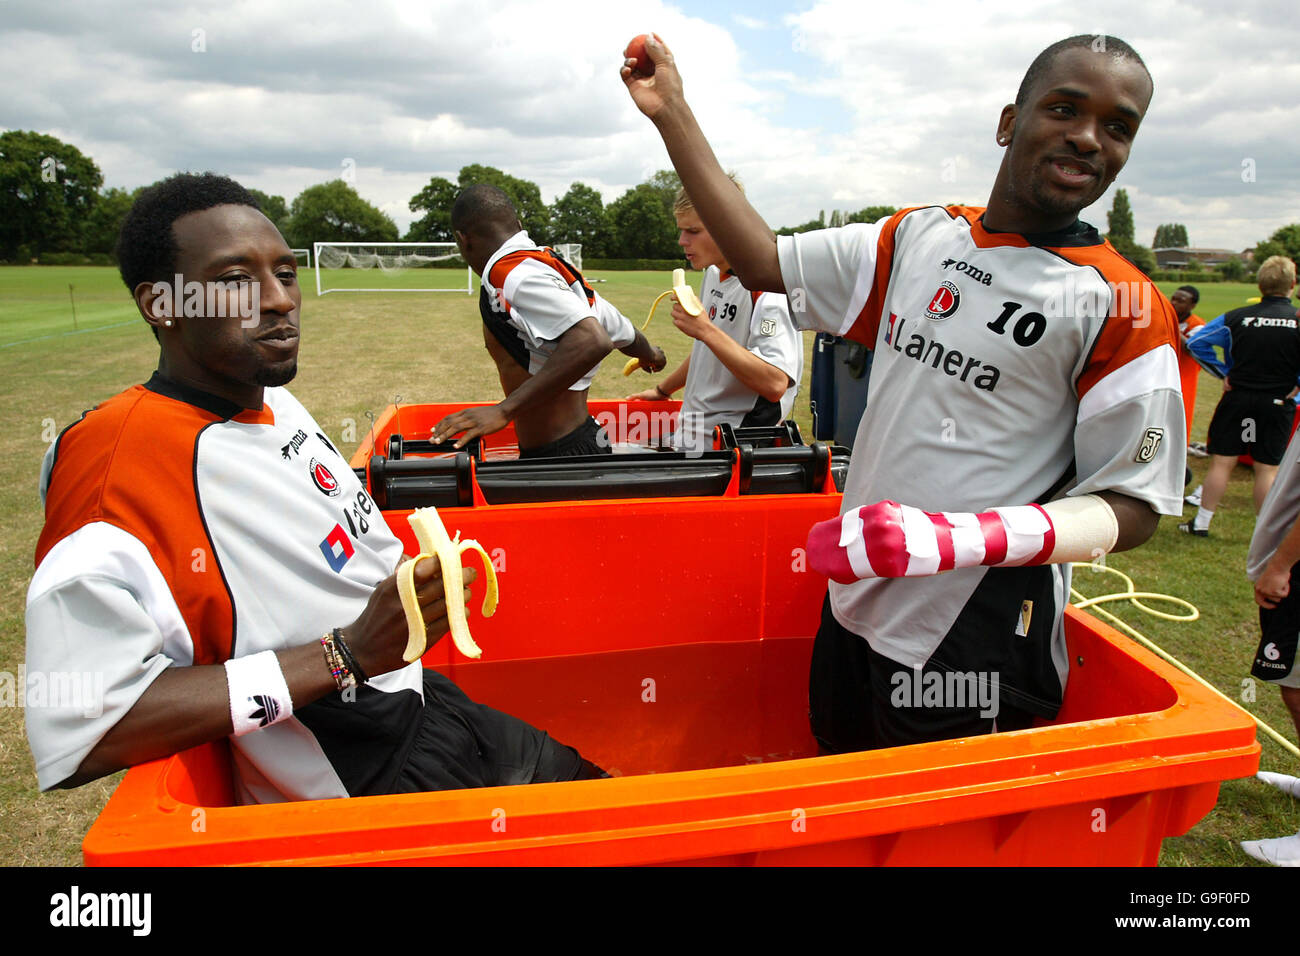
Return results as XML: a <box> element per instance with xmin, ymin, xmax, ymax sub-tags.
<box><xmin>0</xmin><ymin>267</ymin><xmax>1296</xmax><ymax>866</ymax></box>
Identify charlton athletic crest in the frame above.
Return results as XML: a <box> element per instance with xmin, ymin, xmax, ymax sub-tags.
<box><xmin>309</xmin><ymin>457</ymin><xmax>341</xmax><ymax>497</ymax></box>
<box><xmin>924</xmin><ymin>281</ymin><xmax>961</xmax><ymax>320</ymax></box>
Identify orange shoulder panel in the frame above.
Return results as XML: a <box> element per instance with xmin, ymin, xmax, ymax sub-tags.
<box><xmin>1054</xmin><ymin>242</ymin><xmax>1180</xmax><ymax>400</ymax></box>
<box><xmin>846</xmin><ymin>205</ymin><xmax>968</xmax><ymax>346</ymax></box>
<box><xmin>36</xmin><ymin>386</ymin><xmax>236</xmax><ymax>664</ymax></box>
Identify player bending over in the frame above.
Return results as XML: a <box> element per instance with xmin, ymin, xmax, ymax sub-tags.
<box><xmin>432</xmin><ymin>184</ymin><xmax>665</xmax><ymax>456</ymax></box>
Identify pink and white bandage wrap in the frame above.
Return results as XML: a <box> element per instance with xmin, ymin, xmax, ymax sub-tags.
<box><xmin>807</xmin><ymin>495</ymin><xmax>1118</xmax><ymax>583</ymax></box>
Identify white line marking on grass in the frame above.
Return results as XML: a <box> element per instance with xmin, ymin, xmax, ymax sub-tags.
<box><xmin>0</xmin><ymin>320</ymin><xmax>138</xmax><ymax>349</ymax></box>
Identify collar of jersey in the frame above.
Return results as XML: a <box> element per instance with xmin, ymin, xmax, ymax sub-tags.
<box><xmin>482</xmin><ymin>230</ymin><xmax>538</xmax><ymax>285</ymax></box>
<box><xmin>970</xmin><ymin>214</ymin><xmax>1100</xmax><ymax>250</ymax></box>
<box><xmin>144</xmin><ymin>371</ymin><xmax>275</xmax><ymax>424</ymax></box>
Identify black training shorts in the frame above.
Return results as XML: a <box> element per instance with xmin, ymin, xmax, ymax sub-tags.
<box><xmin>1206</xmin><ymin>389</ymin><xmax>1294</xmax><ymax>465</ymax></box>
<box><xmin>808</xmin><ymin>592</ymin><xmax>1038</xmax><ymax>753</ymax></box>
<box><xmin>518</xmin><ymin>416</ymin><xmax>612</xmax><ymax>459</ymax></box>
<box><xmin>391</xmin><ymin>669</ymin><xmax>606</xmax><ymax>792</ymax></box>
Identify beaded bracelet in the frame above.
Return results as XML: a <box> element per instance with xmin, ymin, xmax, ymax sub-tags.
<box><xmin>320</xmin><ymin>632</ymin><xmax>357</xmax><ymax>692</ymax></box>
<box><xmin>332</xmin><ymin>628</ymin><xmax>369</xmax><ymax>685</ymax></box>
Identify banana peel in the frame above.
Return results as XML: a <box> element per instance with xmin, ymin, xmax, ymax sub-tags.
<box><xmin>397</xmin><ymin>507</ymin><xmax>498</xmax><ymax>661</ymax></box>
<box><xmin>623</xmin><ymin>269</ymin><xmax>703</xmax><ymax>376</ymax></box>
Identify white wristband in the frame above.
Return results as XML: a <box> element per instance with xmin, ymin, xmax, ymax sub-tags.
<box><xmin>1040</xmin><ymin>494</ymin><xmax>1120</xmax><ymax>564</ymax></box>
<box><xmin>224</xmin><ymin>650</ymin><xmax>294</xmax><ymax>736</ymax></box>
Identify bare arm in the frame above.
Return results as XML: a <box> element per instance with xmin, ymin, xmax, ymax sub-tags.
<box><xmin>432</xmin><ymin>316</ymin><xmax>614</xmax><ymax>448</ymax></box>
<box><xmin>622</xmin><ymin>38</ymin><xmax>784</xmax><ymax>293</ymax></box>
<box><xmin>618</xmin><ymin>328</ymin><xmax>667</xmax><ymax>373</ymax></box>
<box><xmin>1096</xmin><ymin>491</ymin><xmax>1159</xmax><ymax>553</ymax></box>
<box><xmin>671</xmin><ymin>301</ymin><xmax>790</xmax><ymax>402</ymax></box>
<box><xmin>629</xmin><ymin>354</ymin><xmax>691</xmax><ymax>400</ymax></box>
<box><xmin>58</xmin><ymin>557</ymin><xmax>467</xmax><ymax>787</ymax></box>
<box><xmin>1256</xmin><ymin>513</ymin><xmax>1300</xmax><ymax>608</ymax></box>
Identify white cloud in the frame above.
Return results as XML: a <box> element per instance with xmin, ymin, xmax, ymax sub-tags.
<box><xmin>2</xmin><ymin>0</ymin><xmax>1295</xmax><ymax>248</ymax></box>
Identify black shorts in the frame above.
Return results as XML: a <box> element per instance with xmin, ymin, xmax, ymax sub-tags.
<box><xmin>1254</xmin><ymin>564</ymin><xmax>1300</xmax><ymax>688</ymax></box>
<box><xmin>518</xmin><ymin>416</ymin><xmax>612</xmax><ymax>459</ymax></box>
<box><xmin>808</xmin><ymin>591</ymin><xmax>1040</xmax><ymax>753</ymax></box>
<box><xmin>1206</xmin><ymin>390</ymin><xmax>1293</xmax><ymax>465</ymax></box>
<box><xmin>391</xmin><ymin>669</ymin><xmax>606</xmax><ymax>792</ymax></box>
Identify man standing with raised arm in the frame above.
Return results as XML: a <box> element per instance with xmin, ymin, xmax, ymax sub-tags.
<box><xmin>623</xmin><ymin>35</ymin><xmax>1184</xmax><ymax>751</ymax></box>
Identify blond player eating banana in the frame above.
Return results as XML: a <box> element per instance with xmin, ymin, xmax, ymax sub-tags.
<box><xmin>628</xmin><ymin>177</ymin><xmax>801</xmax><ymax>454</ymax></box>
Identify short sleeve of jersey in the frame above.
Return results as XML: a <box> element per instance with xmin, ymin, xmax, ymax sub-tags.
<box><xmin>502</xmin><ymin>260</ymin><xmax>597</xmax><ymax>344</ymax></box>
<box><xmin>594</xmin><ymin>294</ymin><xmax>636</xmax><ymax>349</ymax></box>
<box><xmin>746</xmin><ymin>293</ymin><xmax>802</xmax><ymax>382</ymax></box>
<box><xmin>25</xmin><ymin>524</ymin><xmax>182</xmax><ymax>790</ymax></box>
<box><xmin>1071</xmin><ymin>289</ymin><xmax>1186</xmax><ymax>516</ymax></box>
<box><xmin>776</xmin><ymin>221</ymin><xmax>888</xmax><ymax>338</ymax></box>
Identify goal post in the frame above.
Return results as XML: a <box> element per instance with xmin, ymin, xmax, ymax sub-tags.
<box><xmin>553</xmin><ymin>243</ymin><xmax>582</xmax><ymax>273</ymax></box>
<box><xmin>312</xmin><ymin>242</ymin><xmax>474</xmax><ymax>296</ymax></box>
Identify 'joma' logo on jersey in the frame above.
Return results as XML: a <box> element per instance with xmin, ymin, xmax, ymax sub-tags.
<box><xmin>280</xmin><ymin>428</ymin><xmax>309</xmax><ymax>460</ymax></box>
<box><xmin>885</xmin><ymin>313</ymin><xmax>1001</xmax><ymax>391</ymax></box>
<box><xmin>940</xmin><ymin>258</ymin><xmax>994</xmax><ymax>285</ymax></box>
<box><xmin>1241</xmin><ymin>316</ymin><xmax>1299</xmax><ymax>328</ymax></box>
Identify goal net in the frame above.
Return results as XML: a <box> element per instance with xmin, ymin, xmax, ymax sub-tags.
<box><xmin>290</xmin><ymin>248</ymin><xmax>311</xmax><ymax>268</ymax></box>
<box><xmin>553</xmin><ymin>243</ymin><xmax>582</xmax><ymax>273</ymax></box>
<box><xmin>313</xmin><ymin>242</ymin><xmax>473</xmax><ymax>295</ymax></box>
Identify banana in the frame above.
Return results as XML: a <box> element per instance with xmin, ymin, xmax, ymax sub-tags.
<box><xmin>621</xmin><ymin>268</ymin><xmax>704</xmax><ymax>376</ymax></box>
<box><xmin>671</xmin><ymin>267</ymin><xmax>704</xmax><ymax>316</ymax></box>
<box><xmin>397</xmin><ymin>507</ymin><xmax>499</xmax><ymax>662</ymax></box>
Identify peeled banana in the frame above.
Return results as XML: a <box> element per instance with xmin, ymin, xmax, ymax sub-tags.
<box><xmin>671</xmin><ymin>267</ymin><xmax>704</xmax><ymax>316</ymax></box>
<box><xmin>397</xmin><ymin>507</ymin><xmax>498</xmax><ymax>662</ymax></box>
<box><xmin>622</xmin><ymin>268</ymin><xmax>704</xmax><ymax>376</ymax></box>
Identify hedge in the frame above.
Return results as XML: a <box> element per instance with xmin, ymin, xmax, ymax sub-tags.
<box><xmin>32</xmin><ymin>252</ymin><xmax>117</xmax><ymax>266</ymax></box>
<box><xmin>582</xmin><ymin>258</ymin><xmax>688</xmax><ymax>272</ymax></box>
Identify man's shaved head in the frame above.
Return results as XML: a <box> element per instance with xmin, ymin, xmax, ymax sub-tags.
<box><xmin>451</xmin><ymin>184</ymin><xmax>521</xmax><ymax>238</ymax></box>
<box><xmin>1015</xmin><ymin>35</ymin><xmax>1151</xmax><ymax>109</ymax></box>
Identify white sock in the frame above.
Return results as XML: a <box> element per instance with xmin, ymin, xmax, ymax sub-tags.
<box><xmin>1258</xmin><ymin>771</ymin><xmax>1300</xmax><ymax>799</ymax></box>
<box><xmin>1193</xmin><ymin>506</ymin><xmax>1214</xmax><ymax>530</ymax></box>
<box><xmin>1240</xmin><ymin>831</ymin><xmax>1300</xmax><ymax>866</ymax></box>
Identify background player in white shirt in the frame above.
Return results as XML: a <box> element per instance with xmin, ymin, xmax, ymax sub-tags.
<box><xmin>433</xmin><ymin>185</ymin><xmax>665</xmax><ymax>456</ymax></box>
<box><xmin>628</xmin><ymin>178</ymin><xmax>801</xmax><ymax>453</ymax></box>
<box><xmin>623</xmin><ymin>35</ymin><xmax>1184</xmax><ymax>750</ymax></box>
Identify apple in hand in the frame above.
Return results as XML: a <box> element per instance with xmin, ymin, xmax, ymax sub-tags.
<box><xmin>624</xmin><ymin>34</ymin><xmax>653</xmax><ymax>75</ymax></box>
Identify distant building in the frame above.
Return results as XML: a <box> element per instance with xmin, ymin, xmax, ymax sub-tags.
<box><xmin>1154</xmin><ymin>247</ymin><xmax>1247</xmax><ymax>270</ymax></box>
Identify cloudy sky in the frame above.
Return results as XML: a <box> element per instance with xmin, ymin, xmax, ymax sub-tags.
<box><xmin>3</xmin><ymin>0</ymin><xmax>1296</xmax><ymax>250</ymax></box>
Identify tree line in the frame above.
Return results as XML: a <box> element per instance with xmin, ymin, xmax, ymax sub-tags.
<box><xmin>3</xmin><ymin>130</ymin><xmax>1298</xmax><ymax>275</ymax></box>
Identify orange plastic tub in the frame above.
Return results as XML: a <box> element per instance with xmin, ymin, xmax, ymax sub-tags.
<box><xmin>82</xmin><ymin>402</ymin><xmax>1260</xmax><ymax>866</ymax></box>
